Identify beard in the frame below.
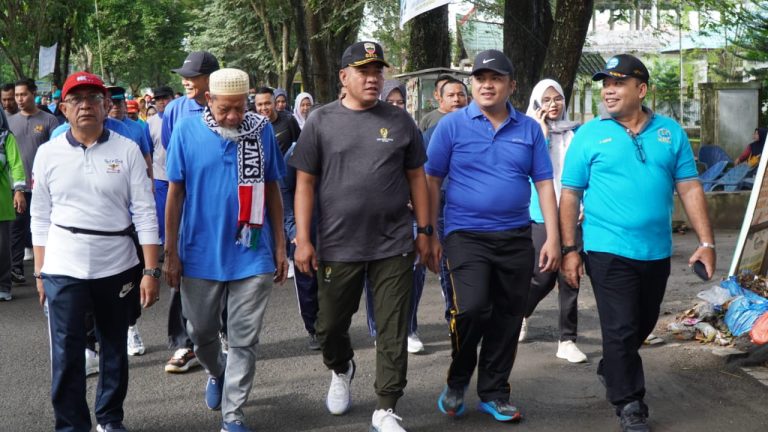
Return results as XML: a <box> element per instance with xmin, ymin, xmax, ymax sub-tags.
<box><xmin>218</xmin><ymin>126</ymin><xmax>241</xmax><ymax>139</ymax></box>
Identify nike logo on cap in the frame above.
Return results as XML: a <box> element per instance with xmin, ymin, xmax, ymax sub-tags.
<box><xmin>482</xmin><ymin>58</ymin><xmax>495</xmax><ymax>64</ymax></box>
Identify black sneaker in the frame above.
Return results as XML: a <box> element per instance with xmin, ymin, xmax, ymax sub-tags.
<box><xmin>619</xmin><ymin>401</ymin><xmax>650</xmax><ymax>432</ymax></box>
<box><xmin>308</xmin><ymin>333</ymin><xmax>321</xmax><ymax>351</ymax></box>
<box><xmin>10</xmin><ymin>269</ymin><xmax>25</xmax><ymax>284</ymax></box>
<box><xmin>437</xmin><ymin>385</ymin><xmax>465</xmax><ymax>417</ymax></box>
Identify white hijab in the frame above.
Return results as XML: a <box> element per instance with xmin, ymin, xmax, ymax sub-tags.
<box><xmin>293</xmin><ymin>92</ymin><xmax>314</xmax><ymax>129</ymax></box>
<box><xmin>525</xmin><ymin>79</ymin><xmax>580</xmax><ymax>201</ymax></box>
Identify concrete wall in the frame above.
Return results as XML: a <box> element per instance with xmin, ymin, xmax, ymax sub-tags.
<box><xmin>699</xmin><ymin>82</ymin><xmax>762</xmax><ymax>159</ymax></box>
<box><xmin>673</xmin><ymin>191</ymin><xmax>750</xmax><ymax>230</ymax></box>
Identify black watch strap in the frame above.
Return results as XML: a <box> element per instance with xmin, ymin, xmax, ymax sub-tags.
<box><xmin>561</xmin><ymin>245</ymin><xmax>579</xmax><ymax>255</ymax></box>
<box><xmin>143</xmin><ymin>267</ymin><xmax>162</xmax><ymax>279</ymax></box>
<box><xmin>416</xmin><ymin>225</ymin><xmax>434</xmax><ymax>236</ymax></box>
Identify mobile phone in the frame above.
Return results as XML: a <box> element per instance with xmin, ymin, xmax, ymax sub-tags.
<box><xmin>693</xmin><ymin>260</ymin><xmax>709</xmax><ymax>281</ymax></box>
<box><xmin>533</xmin><ymin>100</ymin><xmax>541</xmax><ymax>110</ymax></box>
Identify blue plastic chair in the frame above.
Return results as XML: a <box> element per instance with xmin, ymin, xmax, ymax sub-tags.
<box><xmin>698</xmin><ymin>145</ymin><xmax>732</xmax><ymax>169</ymax></box>
<box><xmin>698</xmin><ymin>161</ymin><xmax>728</xmax><ymax>192</ymax></box>
<box><xmin>702</xmin><ymin>164</ymin><xmax>754</xmax><ymax>192</ymax></box>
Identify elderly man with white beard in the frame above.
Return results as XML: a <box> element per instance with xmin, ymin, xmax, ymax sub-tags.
<box><xmin>163</xmin><ymin>68</ymin><xmax>288</xmax><ymax>432</ymax></box>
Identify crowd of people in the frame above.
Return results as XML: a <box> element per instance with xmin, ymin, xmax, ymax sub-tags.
<box><xmin>0</xmin><ymin>42</ymin><xmax>718</xmax><ymax>432</ymax></box>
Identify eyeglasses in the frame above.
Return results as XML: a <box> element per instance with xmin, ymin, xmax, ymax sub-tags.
<box><xmin>65</xmin><ymin>94</ymin><xmax>104</xmax><ymax>106</ymax></box>
<box><xmin>541</xmin><ymin>96</ymin><xmax>564</xmax><ymax>105</ymax></box>
<box><xmin>628</xmin><ymin>130</ymin><xmax>646</xmax><ymax>163</ymax></box>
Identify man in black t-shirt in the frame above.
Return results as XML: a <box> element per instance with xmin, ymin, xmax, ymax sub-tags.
<box><xmin>254</xmin><ymin>86</ymin><xmax>301</xmax><ymax>154</ymax></box>
<box><xmin>290</xmin><ymin>41</ymin><xmax>432</xmax><ymax>432</ymax></box>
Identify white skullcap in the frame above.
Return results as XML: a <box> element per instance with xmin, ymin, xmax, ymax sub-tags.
<box><xmin>209</xmin><ymin>68</ymin><xmax>249</xmax><ymax>96</ymax></box>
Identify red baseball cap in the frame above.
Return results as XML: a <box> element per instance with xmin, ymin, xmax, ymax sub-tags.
<box><xmin>61</xmin><ymin>72</ymin><xmax>107</xmax><ymax>100</ymax></box>
<box><xmin>126</xmin><ymin>100</ymin><xmax>139</xmax><ymax>113</ymax></box>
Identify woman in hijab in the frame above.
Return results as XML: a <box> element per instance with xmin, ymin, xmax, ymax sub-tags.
<box><xmin>381</xmin><ymin>80</ymin><xmax>407</xmax><ymax>109</ymax></box>
<box><xmin>293</xmin><ymin>92</ymin><xmax>314</xmax><ymax>129</ymax></box>
<box><xmin>0</xmin><ymin>109</ymin><xmax>27</xmax><ymax>301</ymax></box>
<box><xmin>520</xmin><ymin>78</ymin><xmax>588</xmax><ymax>364</ymax></box>
<box><xmin>735</xmin><ymin>127</ymin><xmax>767</xmax><ymax>166</ymax></box>
<box><xmin>274</xmin><ymin>88</ymin><xmax>289</xmax><ymax>112</ymax></box>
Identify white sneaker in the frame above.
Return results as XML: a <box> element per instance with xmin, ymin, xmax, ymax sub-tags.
<box><xmin>288</xmin><ymin>259</ymin><xmax>295</xmax><ymax>279</ymax></box>
<box><xmin>371</xmin><ymin>409</ymin><xmax>406</xmax><ymax>432</ymax></box>
<box><xmin>85</xmin><ymin>348</ymin><xmax>99</xmax><ymax>376</ymax></box>
<box><xmin>518</xmin><ymin>318</ymin><xmax>528</xmax><ymax>342</ymax></box>
<box><xmin>556</xmin><ymin>340</ymin><xmax>587</xmax><ymax>363</ymax></box>
<box><xmin>407</xmin><ymin>333</ymin><xmax>424</xmax><ymax>354</ymax></box>
<box><xmin>127</xmin><ymin>325</ymin><xmax>145</xmax><ymax>356</ymax></box>
<box><xmin>23</xmin><ymin>247</ymin><xmax>33</xmax><ymax>261</ymax></box>
<box><xmin>326</xmin><ymin>360</ymin><xmax>355</xmax><ymax>415</ymax></box>
<box><xmin>0</xmin><ymin>291</ymin><xmax>12</xmax><ymax>301</ymax></box>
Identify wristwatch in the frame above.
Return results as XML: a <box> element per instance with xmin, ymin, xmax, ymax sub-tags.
<box><xmin>698</xmin><ymin>242</ymin><xmax>716</xmax><ymax>250</ymax></box>
<box><xmin>142</xmin><ymin>267</ymin><xmax>162</xmax><ymax>279</ymax></box>
<box><xmin>416</xmin><ymin>225</ymin><xmax>434</xmax><ymax>236</ymax></box>
<box><xmin>561</xmin><ymin>245</ymin><xmax>579</xmax><ymax>256</ymax></box>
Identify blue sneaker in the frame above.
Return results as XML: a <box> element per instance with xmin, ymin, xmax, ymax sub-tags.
<box><xmin>437</xmin><ymin>385</ymin><xmax>465</xmax><ymax>417</ymax></box>
<box><xmin>96</xmin><ymin>422</ymin><xmax>128</xmax><ymax>432</ymax></box>
<box><xmin>220</xmin><ymin>420</ymin><xmax>252</xmax><ymax>432</ymax></box>
<box><xmin>206</xmin><ymin>373</ymin><xmax>224</xmax><ymax>411</ymax></box>
<box><xmin>477</xmin><ymin>400</ymin><xmax>522</xmax><ymax>422</ymax></box>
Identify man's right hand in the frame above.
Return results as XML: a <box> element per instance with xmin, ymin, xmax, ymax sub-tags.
<box><xmin>294</xmin><ymin>240</ymin><xmax>318</xmax><ymax>274</ymax></box>
<box><xmin>163</xmin><ymin>251</ymin><xmax>183</xmax><ymax>288</ymax></box>
<box><xmin>561</xmin><ymin>252</ymin><xmax>583</xmax><ymax>288</ymax></box>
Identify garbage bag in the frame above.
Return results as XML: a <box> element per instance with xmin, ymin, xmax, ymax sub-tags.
<box><xmin>750</xmin><ymin>312</ymin><xmax>768</xmax><ymax>345</ymax></box>
<box><xmin>721</xmin><ymin>276</ymin><xmax>767</xmax><ymax>304</ymax></box>
<box><xmin>697</xmin><ymin>285</ymin><xmax>733</xmax><ymax>306</ymax></box>
<box><xmin>725</xmin><ymin>295</ymin><xmax>768</xmax><ymax>337</ymax></box>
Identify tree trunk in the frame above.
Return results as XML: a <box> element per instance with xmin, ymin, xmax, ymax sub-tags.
<box><xmin>407</xmin><ymin>5</ymin><xmax>450</xmax><ymax>71</ymax></box>
<box><xmin>540</xmin><ymin>0</ymin><xmax>594</xmax><ymax>102</ymax></box>
<box><xmin>306</xmin><ymin>11</ymin><xmax>332</xmax><ymax>102</ymax></box>
<box><xmin>504</xmin><ymin>0</ymin><xmax>553</xmax><ymax>109</ymax></box>
<box><xmin>52</xmin><ymin>36</ymin><xmax>63</xmax><ymax>87</ymax></box>
<box><xmin>291</xmin><ymin>0</ymin><xmax>313</xmax><ymax>99</ymax></box>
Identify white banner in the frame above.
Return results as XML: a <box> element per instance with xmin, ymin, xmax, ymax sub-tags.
<box><xmin>38</xmin><ymin>43</ymin><xmax>57</xmax><ymax>79</ymax></box>
<box><xmin>400</xmin><ymin>0</ymin><xmax>451</xmax><ymax>29</ymax></box>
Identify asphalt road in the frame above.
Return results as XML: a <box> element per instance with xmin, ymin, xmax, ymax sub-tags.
<box><xmin>1</xmin><ymin>229</ymin><xmax>767</xmax><ymax>431</ymax></box>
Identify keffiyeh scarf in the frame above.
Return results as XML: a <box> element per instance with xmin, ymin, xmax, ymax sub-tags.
<box><xmin>203</xmin><ymin>107</ymin><xmax>268</xmax><ymax>249</ymax></box>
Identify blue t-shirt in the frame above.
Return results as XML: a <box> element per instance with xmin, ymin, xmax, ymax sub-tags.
<box><xmin>51</xmin><ymin>117</ymin><xmax>149</xmax><ymax>155</ymax></box>
<box><xmin>166</xmin><ymin>115</ymin><xmax>286</xmax><ymax>281</ymax></box>
<box><xmin>162</xmin><ymin>96</ymin><xmax>205</xmax><ymax>149</ymax></box>
<box><xmin>425</xmin><ymin>101</ymin><xmax>553</xmax><ymax>235</ymax></box>
<box><xmin>121</xmin><ymin>117</ymin><xmax>151</xmax><ymax>155</ymax></box>
<box><xmin>561</xmin><ymin>111</ymin><xmax>698</xmax><ymax>260</ymax></box>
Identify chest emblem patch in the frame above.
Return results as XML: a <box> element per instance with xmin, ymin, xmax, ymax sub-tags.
<box><xmin>377</xmin><ymin>127</ymin><xmax>393</xmax><ymax>143</ymax></box>
<box><xmin>657</xmin><ymin>128</ymin><xmax>672</xmax><ymax>144</ymax></box>
<box><xmin>105</xmin><ymin>158</ymin><xmax>123</xmax><ymax>173</ymax></box>
<box><xmin>34</xmin><ymin>124</ymin><xmax>44</xmax><ymax>133</ymax></box>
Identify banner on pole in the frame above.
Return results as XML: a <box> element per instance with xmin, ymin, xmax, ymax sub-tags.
<box><xmin>400</xmin><ymin>0</ymin><xmax>451</xmax><ymax>29</ymax></box>
<box><xmin>38</xmin><ymin>43</ymin><xmax>57</xmax><ymax>79</ymax></box>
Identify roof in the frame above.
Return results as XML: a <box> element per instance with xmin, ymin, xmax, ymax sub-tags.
<box><xmin>660</xmin><ymin>32</ymin><xmax>728</xmax><ymax>53</ymax></box>
<box><xmin>578</xmin><ymin>52</ymin><xmax>606</xmax><ymax>77</ymax></box>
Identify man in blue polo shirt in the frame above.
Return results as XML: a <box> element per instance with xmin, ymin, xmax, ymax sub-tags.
<box><xmin>425</xmin><ymin>49</ymin><xmax>560</xmax><ymax>424</ymax></box>
<box><xmin>164</xmin><ymin>68</ymin><xmax>287</xmax><ymax>432</ymax></box>
<box><xmin>160</xmin><ymin>50</ymin><xmax>220</xmax><ymax>373</ymax></box>
<box><xmin>560</xmin><ymin>54</ymin><xmax>715</xmax><ymax>432</ymax></box>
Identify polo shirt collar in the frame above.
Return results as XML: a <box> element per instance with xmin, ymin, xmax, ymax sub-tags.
<box><xmin>65</xmin><ymin>127</ymin><xmax>110</xmax><ymax>147</ymax></box>
<box><xmin>600</xmin><ymin>105</ymin><xmax>654</xmax><ymax>122</ymax></box>
<box><xmin>467</xmin><ymin>100</ymin><xmax>518</xmax><ymax>122</ymax></box>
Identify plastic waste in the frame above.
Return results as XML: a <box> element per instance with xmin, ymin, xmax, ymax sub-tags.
<box><xmin>697</xmin><ymin>285</ymin><xmax>733</xmax><ymax>306</ymax></box>
<box><xmin>750</xmin><ymin>312</ymin><xmax>768</xmax><ymax>345</ymax></box>
<box><xmin>724</xmin><ymin>295</ymin><xmax>768</xmax><ymax>337</ymax></box>
<box><xmin>694</xmin><ymin>322</ymin><xmax>718</xmax><ymax>342</ymax></box>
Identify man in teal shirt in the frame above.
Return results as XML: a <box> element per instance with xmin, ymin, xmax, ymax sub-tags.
<box><xmin>560</xmin><ymin>54</ymin><xmax>715</xmax><ymax>432</ymax></box>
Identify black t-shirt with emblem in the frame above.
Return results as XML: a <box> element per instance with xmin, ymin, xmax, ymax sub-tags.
<box><xmin>289</xmin><ymin>100</ymin><xmax>426</xmax><ymax>262</ymax></box>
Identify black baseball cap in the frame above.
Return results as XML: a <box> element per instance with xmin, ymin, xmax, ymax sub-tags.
<box><xmin>341</xmin><ymin>41</ymin><xmax>391</xmax><ymax>68</ymax></box>
<box><xmin>592</xmin><ymin>54</ymin><xmax>649</xmax><ymax>83</ymax></box>
<box><xmin>172</xmin><ymin>51</ymin><xmax>220</xmax><ymax>77</ymax></box>
<box><xmin>152</xmin><ymin>86</ymin><xmax>174</xmax><ymax>99</ymax></box>
<box><xmin>107</xmin><ymin>86</ymin><xmax>126</xmax><ymax>101</ymax></box>
<box><xmin>471</xmin><ymin>49</ymin><xmax>514</xmax><ymax>76</ymax></box>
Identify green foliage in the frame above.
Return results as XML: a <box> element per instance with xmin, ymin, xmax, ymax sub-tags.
<box><xmin>91</xmin><ymin>0</ymin><xmax>189</xmax><ymax>91</ymax></box>
<box><xmin>363</xmin><ymin>1</ymin><xmax>410</xmax><ymax>73</ymax></box>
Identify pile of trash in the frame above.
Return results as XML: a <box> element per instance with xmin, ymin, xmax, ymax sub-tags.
<box><xmin>667</xmin><ymin>273</ymin><xmax>768</xmax><ymax>346</ymax></box>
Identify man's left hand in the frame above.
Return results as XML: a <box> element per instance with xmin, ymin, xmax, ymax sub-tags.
<box><xmin>539</xmin><ymin>238</ymin><xmax>561</xmax><ymax>273</ymax></box>
<box><xmin>274</xmin><ymin>249</ymin><xmax>289</xmax><ymax>284</ymax></box>
<box><xmin>415</xmin><ymin>235</ymin><xmax>431</xmax><ymax>271</ymax></box>
<box><xmin>140</xmin><ymin>275</ymin><xmax>160</xmax><ymax>308</ymax></box>
<box><xmin>13</xmin><ymin>191</ymin><xmax>26</xmax><ymax>214</ymax></box>
<box><xmin>689</xmin><ymin>245</ymin><xmax>716</xmax><ymax>280</ymax></box>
